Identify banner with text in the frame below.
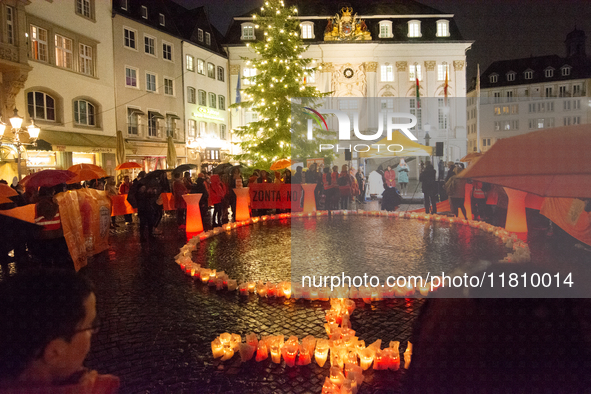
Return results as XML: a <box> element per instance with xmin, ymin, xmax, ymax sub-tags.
<box><xmin>249</xmin><ymin>184</ymin><xmax>304</xmax><ymax>211</ymax></box>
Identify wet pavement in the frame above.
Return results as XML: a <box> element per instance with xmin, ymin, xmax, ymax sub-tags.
<box><xmin>83</xmin><ymin>217</ymin><xmax>425</xmax><ymax>393</ymax></box>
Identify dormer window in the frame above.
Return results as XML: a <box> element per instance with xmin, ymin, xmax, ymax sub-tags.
<box><xmin>379</xmin><ymin>21</ymin><xmax>393</xmax><ymax>38</ymax></box>
<box><xmin>408</xmin><ymin>20</ymin><xmax>421</xmax><ymax>38</ymax></box>
<box><xmin>436</xmin><ymin>20</ymin><xmax>449</xmax><ymax>37</ymax></box>
<box><xmin>241</xmin><ymin>23</ymin><xmax>255</xmax><ymax>40</ymax></box>
<box><xmin>524</xmin><ymin>69</ymin><xmax>533</xmax><ymax>80</ymax></box>
<box><xmin>159</xmin><ymin>13</ymin><xmax>165</xmax><ymax>26</ymax></box>
<box><xmin>141</xmin><ymin>6</ymin><xmax>148</xmax><ymax>19</ymax></box>
<box><xmin>545</xmin><ymin>68</ymin><xmax>554</xmax><ymax>78</ymax></box>
<box><xmin>205</xmin><ymin>32</ymin><xmax>211</xmax><ymax>46</ymax></box>
<box><xmin>489</xmin><ymin>74</ymin><xmax>498</xmax><ymax>83</ymax></box>
<box><xmin>561</xmin><ymin>65</ymin><xmax>571</xmax><ymax>76</ymax></box>
<box><xmin>301</xmin><ymin>22</ymin><xmax>314</xmax><ymax>39</ymax></box>
<box><xmin>506</xmin><ymin>71</ymin><xmax>516</xmax><ymax>81</ymax></box>
<box><xmin>197</xmin><ymin>29</ymin><xmax>203</xmax><ymax>42</ymax></box>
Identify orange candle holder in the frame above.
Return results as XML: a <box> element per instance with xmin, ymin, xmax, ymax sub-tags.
<box><xmin>182</xmin><ymin>193</ymin><xmax>204</xmax><ymax>234</ymax></box>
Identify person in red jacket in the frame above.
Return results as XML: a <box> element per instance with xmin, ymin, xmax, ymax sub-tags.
<box><xmin>384</xmin><ymin>165</ymin><xmax>396</xmax><ymax>188</ymax></box>
<box><xmin>172</xmin><ymin>172</ymin><xmax>188</xmax><ymax>228</ymax></box>
<box><xmin>118</xmin><ymin>175</ymin><xmax>133</xmax><ymax>224</ymax></box>
<box><xmin>209</xmin><ymin>174</ymin><xmax>226</xmax><ymax>227</ymax></box>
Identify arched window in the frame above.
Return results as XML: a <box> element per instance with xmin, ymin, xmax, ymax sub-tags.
<box><xmin>300</xmin><ymin>22</ymin><xmax>315</xmax><ymax>39</ymax></box>
<box><xmin>27</xmin><ymin>91</ymin><xmax>55</xmax><ymax>121</ymax></box>
<box><xmin>74</xmin><ymin>99</ymin><xmax>96</xmax><ymax>126</ymax></box>
<box><xmin>379</xmin><ymin>21</ymin><xmax>393</xmax><ymax>38</ymax></box>
<box><xmin>241</xmin><ymin>23</ymin><xmax>255</xmax><ymax>40</ymax></box>
<box><xmin>436</xmin><ymin>20</ymin><xmax>450</xmax><ymax>37</ymax></box>
<box><xmin>408</xmin><ymin>20</ymin><xmax>421</xmax><ymax>38</ymax></box>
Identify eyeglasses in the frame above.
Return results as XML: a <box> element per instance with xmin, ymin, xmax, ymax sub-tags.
<box><xmin>73</xmin><ymin>318</ymin><xmax>100</xmax><ymax>335</ymax></box>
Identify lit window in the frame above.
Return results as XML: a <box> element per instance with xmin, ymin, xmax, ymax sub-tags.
<box><xmin>524</xmin><ymin>70</ymin><xmax>533</xmax><ymax>79</ymax></box>
<box><xmin>438</xmin><ymin>98</ymin><xmax>448</xmax><ymax>129</ymax></box>
<box><xmin>220</xmin><ymin>124</ymin><xmax>227</xmax><ymax>140</ymax></box>
<box><xmin>545</xmin><ymin>68</ymin><xmax>554</xmax><ymax>78</ymax></box>
<box><xmin>198</xmin><ymin>90</ymin><xmax>206</xmax><ymax>106</ymax></box>
<box><xmin>410</xmin><ymin>98</ymin><xmax>422</xmax><ymax>131</ymax></box>
<box><xmin>379</xmin><ymin>21</ymin><xmax>393</xmax><ymax>38</ymax></box>
<box><xmin>409</xmin><ymin>64</ymin><xmax>422</xmax><ymax>81</ymax></box>
<box><xmin>207</xmin><ymin>63</ymin><xmax>215</xmax><ymax>78</ymax></box>
<box><xmin>199</xmin><ymin>121</ymin><xmax>206</xmax><ymax>136</ymax></box>
<box><xmin>146</xmin><ymin>73</ymin><xmax>156</xmax><ymax>92</ymax></box>
<box><xmin>197</xmin><ymin>59</ymin><xmax>204</xmax><ymax>75</ymax></box>
<box><xmin>209</xmin><ymin>123</ymin><xmax>217</xmax><ymax>137</ymax></box>
<box><xmin>27</xmin><ymin>91</ymin><xmax>55</xmax><ymax>121</ymax></box>
<box><xmin>217</xmin><ymin>66</ymin><xmax>224</xmax><ymax>81</ymax></box>
<box><xmin>162</xmin><ymin>42</ymin><xmax>172</xmax><ymax>61</ymax></box>
<box><xmin>205</xmin><ymin>32</ymin><xmax>211</xmax><ymax>45</ymax></box>
<box><xmin>437</xmin><ymin>64</ymin><xmax>449</xmax><ymax>81</ymax></box>
<box><xmin>127</xmin><ymin>108</ymin><xmax>139</xmax><ymax>135</ymax></box>
<box><xmin>31</xmin><ymin>25</ymin><xmax>48</xmax><ymax>61</ymax></box>
<box><xmin>380</xmin><ymin>64</ymin><xmax>394</xmax><ymax>82</ymax></box>
<box><xmin>219</xmin><ymin>96</ymin><xmax>225</xmax><ymax>110</ymax></box>
<box><xmin>506</xmin><ymin>72</ymin><xmax>515</xmax><ymax>81</ymax></box>
<box><xmin>79</xmin><ymin>44</ymin><xmax>93</xmax><ymax>76</ymax></box>
<box><xmin>164</xmin><ymin>78</ymin><xmax>173</xmax><ymax>95</ymax></box>
<box><xmin>55</xmin><ymin>35</ymin><xmax>73</xmax><ymax>69</ymax></box>
<box><xmin>188</xmin><ymin>119</ymin><xmax>197</xmax><ymax>138</ymax></box>
<box><xmin>243</xmin><ymin>67</ymin><xmax>256</xmax><ymax>85</ymax></box>
<box><xmin>408</xmin><ymin>20</ymin><xmax>421</xmax><ymax>38</ymax></box>
<box><xmin>209</xmin><ymin>92</ymin><xmax>216</xmax><ymax>108</ymax></box>
<box><xmin>301</xmin><ymin>22</ymin><xmax>315</xmax><ymax>39</ymax></box>
<box><xmin>74</xmin><ymin>100</ymin><xmax>95</xmax><ymax>126</ymax></box>
<box><xmin>436</xmin><ymin>20</ymin><xmax>449</xmax><ymax>37</ymax></box>
<box><xmin>144</xmin><ymin>35</ymin><xmax>155</xmax><ymax>56</ymax></box>
<box><xmin>125</xmin><ymin>67</ymin><xmax>138</xmax><ymax>87</ymax></box>
<box><xmin>561</xmin><ymin>66</ymin><xmax>571</xmax><ymax>76</ymax></box>
<box><xmin>186</xmin><ymin>55</ymin><xmax>194</xmax><ymax>71</ymax></box>
<box><xmin>6</xmin><ymin>6</ymin><xmax>14</xmax><ymax>45</ymax></box>
<box><xmin>123</xmin><ymin>27</ymin><xmax>136</xmax><ymax>49</ymax></box>
<box><xmin>159</xmin><ymin>13</ymin><xmax>165</xmax><ymax>26</ymax></box>
<box><xmin>141</xmin><ymin>6</ymin><xmax>148</xmax><ymax>19</ymax></box>
<box><xmin>489</xmin><ymin>74</ymin><xmax>498</xmax><ymax>83</ymax></box>
<box><xmin>187</xmin><ymin>87</ymin><xmax>196</xmax><ymax>103</ymax></box>
<box><xmin>76</xmin><ymin>0</ymin><xmax>92</xmax><ymax>19</ymax></box>
<box><xmin>241</xmin><ymin>23</ymin><xmax>255</xmax><ymax>40</ymax></box>
<box><xmin>198</xmin><ymin>29</ymin><xmax>203</xmax><ymax>42</ymax></box>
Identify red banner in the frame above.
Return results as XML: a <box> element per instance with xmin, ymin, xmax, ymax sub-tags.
<box><xmin>249</xmin><ymin>184</ymin><xmax>304</xmax><ymax>211</ymax></box>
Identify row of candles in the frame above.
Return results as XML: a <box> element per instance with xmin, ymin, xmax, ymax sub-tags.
<box><xmin>210</xmin><ymin>298</ymin><xmax>413</xmax><ymax>393</ymax></box>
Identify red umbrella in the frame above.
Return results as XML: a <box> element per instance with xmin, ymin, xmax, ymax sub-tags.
<box><xmin>0</xmin><ymin>184</ymin><xmax>17</xmax><ymax>198</ymax></box>
<box><xmin>115</xmin><ymin>161</ymin><xmax>142</xmax><ymax>171</ymax></box>
<box><xmin>20</xmin><ymin>170</ymin><xmax>76</xmax><ymax>189</ymax></box>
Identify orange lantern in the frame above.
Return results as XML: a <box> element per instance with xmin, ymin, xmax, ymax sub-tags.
<box><xmin>233</xmin><ymin>187</ymin><xmax>251</xmax><ymax>222</ymax></box>
<box><xmin>504</xmin><ymin>187</ymin><xmax>528</xmax><ymax>233</ymax></box>
<box><xmin>301</xmin><ymin>183</ymin><xmax>317</xmax><ymax>213</ymax></box>
<box><xmin>182</xmin><ymin>194</ymin><xmax>204</xmax><ymax>234</ymax></box>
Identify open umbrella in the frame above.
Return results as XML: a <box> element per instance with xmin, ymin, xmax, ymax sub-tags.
<box><xmin>20</xmin><ymin>170</ymin><xmax>76</xmax><ymax>189</ymax></box>
<box><xmin>166</xmin><ymin>136</ymin><xmax>177</xmax><ymax>169</ymax></box>
<box><xmin>460</xmin><ymin>152</ymin><xmax>483</xmax><ymax>162</ymax></box>
<box><xmin>0</xmin><ymin>184</ymin><xmax>17</xmax><ymax>198</ymax></box>
<box><xmin>67</xmin><ymin>164</ymin><xmax>108</xmax><ymax>184</ymax></box>
<box><xmin>172</xmin><ymin>164</ymin><xmax>198</xmax><ymax>174</ymax></box>
<box><xmin>116</xmin><ymin>161</ymin><xmax>142</xmax><ymax>171</ymax></box>
<box><xmin>212</xmin><ymin>163</ymin><xmax>233</xmax><ymax>175</ymax></box>
<box><xmin>270</xmin><ymin>158</ymin><xmax>294</xmax><ymax>171</ymax></box>
<box><xmin>459</xmin><ymin>124</ymin><xmax>591</xmax><ymax>198</ymax></box>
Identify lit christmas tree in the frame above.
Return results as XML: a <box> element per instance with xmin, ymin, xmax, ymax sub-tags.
<box><xmin>232</xmin><ymin>0</ymin><xmax>334</xmax><ymax>169</ymax></box>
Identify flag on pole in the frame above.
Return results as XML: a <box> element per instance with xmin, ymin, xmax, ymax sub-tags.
<box><xmin>444</xmin><ymin>65</ymin><xmax>449</xmax><ymax>106</ymax></box>
<box><xmin>476</xmin><ymin>64</ymin><xmax>480</xmax><ymax>98</ymax></box>
<box><xmin>235</xmin><ymin>68</ymin><xmax>241</xmax><ymax>112</ymax></box>
<box><xmin>415</xmin><ymin>75</ymin><xmax>421</xmax><ymax>108</ymax></box>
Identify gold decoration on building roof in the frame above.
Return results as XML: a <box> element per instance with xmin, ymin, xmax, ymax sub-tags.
<box><xmin>324</xmin><ymin>7</ymin><xmax>371</xmax><ymax>41</ymax></box>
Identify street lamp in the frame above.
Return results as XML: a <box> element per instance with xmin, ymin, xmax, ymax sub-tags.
<box><xmin>0</xmin><ymin>108</ymin><xmax>41</xmax><ymax>179</ymax></box>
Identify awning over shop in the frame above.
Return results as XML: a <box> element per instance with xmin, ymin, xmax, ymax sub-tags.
<box><xmin>36</xmin><ymin>130</ymin><xmax>135</xmax><ymax>154</ymax></box>
<box><xmin>167</xmin><ymin>114</ymin><xmax>181</xmax><ymax>120</ymax></box>
<box><xmin>358</xmin><ymin>131</ymin><xmax>433</xmax><ymax>158</ymax></box>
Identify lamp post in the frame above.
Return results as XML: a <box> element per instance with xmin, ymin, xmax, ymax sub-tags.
<box><xmin>0</xmin><ymin>108</ymin><xmax>41</xmax><ymax>180</ymax></box>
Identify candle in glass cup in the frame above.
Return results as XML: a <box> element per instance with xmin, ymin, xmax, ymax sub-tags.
<box><xmin>404</xmin><ymin>342</ymin><xmax>412</xmax><ymax>369</ymax></box>
<box><xmin>315</xmin><ymin>344</ymin><xmax>329</xmax><ymax>367</ymax></box>
<box><xmin>283</xmin><ymin>343</ymin><xmax>298</xmax><ymax>367</ymax></box>
<box><xmin>329</xmin><ymin>366</ymin><xmax>345</xmax><ymax>386</ymax></box>
<box><xmin>359</xmin><ymin>348</ymin><xmax>373</xmax><ymax>370</ymax></box>
<box><xmin>270</xmin><ymin>343</ymin><xmax>282</xmax><ymax>364</ymax></box>
<box><xmin>227</xmin><ymin>279</ymin><xmax>238</xmax><ymax>291</ymax></box>
<box><xmin>211</xmin><ymin>338</ymin><xmax>224</xmax><ymax>358</ymax></box>
<box><xmin>219</xmin><ymin>333</ymin><xmax>231</xmax><ymax>345</ymax></box>
<box><xmin>239</xmin><ymin>283</ymin><xmax>249</xmax><ymax>295</ymax></box>
<box><xmin>255</xmin><ymin>340</ymin><xmax>268</xmax><ymax>362</ymax></box>
<box><xmin>297</xmin><ymin>346</ymin><xmax>311</xmax><ymax>365</ymax></box>
<box><xmin>282</xmin><ymin>282</ymin><xmax>292</xmax><ymax>298</ymax></box>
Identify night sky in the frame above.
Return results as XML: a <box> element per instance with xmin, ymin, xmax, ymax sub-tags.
<box><xmin>174</xmin><ymin>0</ymin><xmax>591</xmax><ymax>82</ymax></box>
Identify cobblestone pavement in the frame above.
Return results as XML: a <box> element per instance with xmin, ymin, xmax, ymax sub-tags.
<box><xmin>84</xmin><ymin>217</ymin><xmax>425</xmax><ymax>394</ymax></box>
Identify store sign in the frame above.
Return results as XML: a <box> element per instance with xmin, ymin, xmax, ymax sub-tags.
<box><xmin>193</xmin><ymin>107</ymin><xmax>224</xmax><ymax>121</ymax></box>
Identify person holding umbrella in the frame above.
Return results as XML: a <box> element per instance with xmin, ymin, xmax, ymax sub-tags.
<box><xmin>172</xmin><ymin>172</ymin><xmax>188</xmax><ymax>229</ymax></box>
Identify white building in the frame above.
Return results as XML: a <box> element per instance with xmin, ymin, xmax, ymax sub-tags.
<box><xmin>15</xmin><ymin>0</ymin><xmax>119</xmax><ymax>175</ymax></box>
<box><xmin>467</xmin><ymin>29</ymin><xmax>591</xmax><ymax>153</ymax></box>
<box><xmin>224</xmin><ymin>0</ymin><xmax>472</xmax><ymax>177</ymax></box>
<box><xmin>178</xmin><ymin>7</ymin><xmax>230</xmax><ymax>170</ymax></box>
